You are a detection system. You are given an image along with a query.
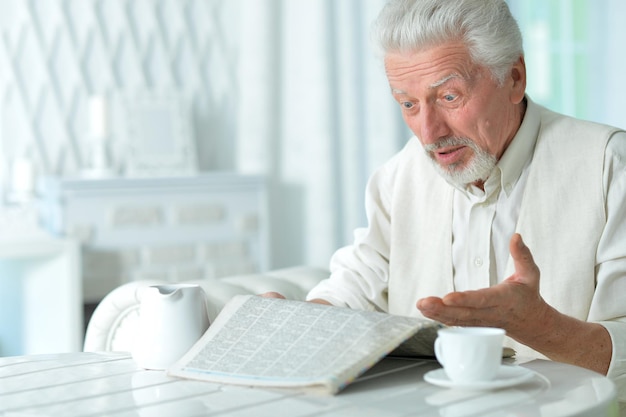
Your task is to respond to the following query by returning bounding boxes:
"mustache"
[423,137,475,153]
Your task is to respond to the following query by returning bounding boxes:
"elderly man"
[270,0,626,396]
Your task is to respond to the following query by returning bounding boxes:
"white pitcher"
[132,284,210,370]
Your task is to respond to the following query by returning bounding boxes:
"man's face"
[385,42,526,187]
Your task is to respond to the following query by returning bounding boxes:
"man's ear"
[509,56,526,104]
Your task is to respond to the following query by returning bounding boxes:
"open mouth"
[434,146,467,164]
[424,137,475,168]
[437,146,464,155]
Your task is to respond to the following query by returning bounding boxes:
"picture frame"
[122,92,197,177]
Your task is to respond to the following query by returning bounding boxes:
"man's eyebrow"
[390,73,463,95]
[391,88,407,95]
[429,73,461,89]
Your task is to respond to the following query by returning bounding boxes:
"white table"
[0,352,618,416]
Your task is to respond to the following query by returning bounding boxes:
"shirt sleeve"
[305,154,400,312]
[588,131,626,396]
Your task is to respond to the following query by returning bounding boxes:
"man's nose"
[414,105,450,145]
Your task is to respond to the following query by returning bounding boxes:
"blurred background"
[0,0,624,356]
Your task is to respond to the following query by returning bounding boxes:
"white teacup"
[132,284,210,370]
[434,327,505,383]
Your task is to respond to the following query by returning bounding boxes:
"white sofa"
[83,266,329,352]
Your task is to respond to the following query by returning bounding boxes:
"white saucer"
[424,365,535,390]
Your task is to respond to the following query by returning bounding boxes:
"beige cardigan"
[387,105,621,358]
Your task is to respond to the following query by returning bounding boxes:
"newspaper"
[168,295,441,394]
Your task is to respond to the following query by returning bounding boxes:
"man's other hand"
[259,292,286,299]
[416,233,549,341]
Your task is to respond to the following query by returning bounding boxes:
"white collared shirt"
[451,99,539,290]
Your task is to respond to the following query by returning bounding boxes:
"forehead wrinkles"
[385,49,474,85]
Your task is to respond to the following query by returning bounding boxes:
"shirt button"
[474,257,483,267]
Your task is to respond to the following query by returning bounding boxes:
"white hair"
[372,0,524,85]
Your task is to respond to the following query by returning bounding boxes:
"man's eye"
[401,102,414,109]
[443,94,457,102]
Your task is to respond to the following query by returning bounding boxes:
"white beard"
[423,137,497,188]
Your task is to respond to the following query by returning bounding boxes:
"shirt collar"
[443,96,541,198]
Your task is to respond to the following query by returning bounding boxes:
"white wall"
[0,0,408,272]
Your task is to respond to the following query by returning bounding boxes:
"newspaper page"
[168,295,437,394]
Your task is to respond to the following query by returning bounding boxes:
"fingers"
[442,288,495,308]
[416,296,443,311]
[417,296,478,317]
[416,296,446,319]
[417,296,490,327]
[308,298,333,305]
[258,293,333,305]
[508,233,540,286]
[417,234,541,328]
[259,292,286,299]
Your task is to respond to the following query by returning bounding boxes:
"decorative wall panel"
[0,0,240,187]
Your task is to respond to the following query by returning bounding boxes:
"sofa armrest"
[83,266,329,352]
